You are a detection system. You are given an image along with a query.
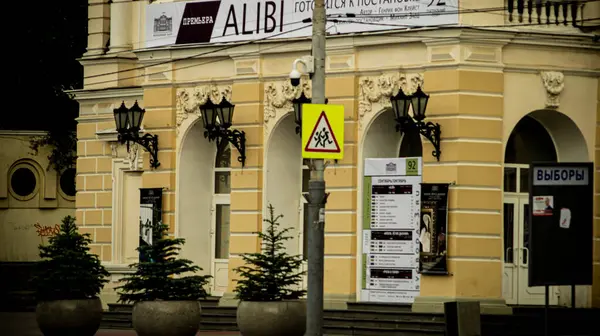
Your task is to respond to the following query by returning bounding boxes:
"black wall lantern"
[390,86,442,161]
[114,101,160,169]
[292,92,328,136]
[199,97,247,167]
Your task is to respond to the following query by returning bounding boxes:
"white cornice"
[70,86,143,101]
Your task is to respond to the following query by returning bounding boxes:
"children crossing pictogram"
[301,103,344,160]
[304,111,341,153]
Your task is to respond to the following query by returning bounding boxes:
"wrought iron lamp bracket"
[118,132,161,169]
[204,126,247,168]
[395,119,442,161]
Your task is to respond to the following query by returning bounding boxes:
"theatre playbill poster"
[361,157,422,304]
[139,188,163,262]
[419,183,449,275]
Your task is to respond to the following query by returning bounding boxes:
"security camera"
[289,69,302,87]
[289,56,315,87]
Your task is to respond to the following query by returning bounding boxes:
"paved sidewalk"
[1,312,240,336]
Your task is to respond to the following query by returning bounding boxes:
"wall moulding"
[263,78,312,135]
[358,72,424,130]
[175,84,233,133]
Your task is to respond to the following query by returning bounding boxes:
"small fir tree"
[34,215,109,301]
[116,218,211,303]
[234,204,306,301]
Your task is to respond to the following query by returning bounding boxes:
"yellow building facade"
[76,0,600,311]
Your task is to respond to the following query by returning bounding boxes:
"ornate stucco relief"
[263,79,312,135]
[540,71,565,108]
[175,84,233,133]
[358,72,424,130]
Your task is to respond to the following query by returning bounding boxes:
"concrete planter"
[35,298,102,336]
[236,300,306,336]
[132,300,202,336]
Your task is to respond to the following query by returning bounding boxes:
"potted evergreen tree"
[233,204,307,336]
[116,218,211,336]
[33,215,109,336]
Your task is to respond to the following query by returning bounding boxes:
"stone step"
[346,302,413,313]
[323,325,444,336]
[325,309,444,322]
[324,316,445,331]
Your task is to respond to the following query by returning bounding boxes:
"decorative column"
[109,0,133,53]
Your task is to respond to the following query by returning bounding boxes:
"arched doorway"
[502,111,589,306]
[265,114,305,280]
[357,107,423,295]
[177,118,224,294]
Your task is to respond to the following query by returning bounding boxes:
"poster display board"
[361,157,422,303]
[145,0,460,48]
[139,188,163,262]
[419,183,449,275]
[528,162,593,287]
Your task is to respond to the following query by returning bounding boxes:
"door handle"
[520,247,529,267]
[505,247,515,264]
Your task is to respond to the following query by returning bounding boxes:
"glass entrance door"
[503,165,558,305]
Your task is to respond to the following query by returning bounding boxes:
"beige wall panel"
[324,258,356,295]
[452,260,503,298]
[231,170,262,189]
[85,175,103,191]
[357,42,426,70]
[420,272,456,297]
[425,70,503,94]
[79,227,95,240]
[423,165,502,187]
[593,264,600,307]
[103,175,113,190]
[143,88,175,108]
[77,158,96,174]
[153,129,176,150]
[101,245,112,262]
[86,141,105,156]
[324,236,356,255]
[143,108,176,128]
[448,237,502,258]
[325,213,356,233]
[103,209,112,226]
[423,142,503,163]
[97,158,113,173]
[142,172,175,190]
[426,118,503,140]
[324,167,356,188]
[427,94,503,118]
[335,144,356,166]
[96,192,112,208]
[232,104,262,125]
[162,193,176,213]
[325,76,356,98]
[77,123,97,140]
[84,210,103,226]
[76,210,85,224]
[449,213,502,235]
[229,236,260,255]
[230,213,262,233]
[231,147,263,168]
[230,192,262,211]
[232,83,263,104]
[76,192,95,208]
[77,142,86,156]
[344,122,357,144]
[95,228,112,243]
[328,98,357,120]
[235,126,262,147]
[227,256,245,292]
[143,150,176,170]
[449,189,502,211]
[326,190,356,211]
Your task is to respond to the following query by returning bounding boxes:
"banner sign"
[361,157,422,303]
[419,183,449,275]
[139,188,163,262]
[528,162,593,287]
[145,0,460,48]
